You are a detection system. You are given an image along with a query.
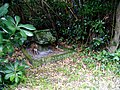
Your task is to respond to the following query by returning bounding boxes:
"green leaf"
[113,56,119,61]
[1,17,16,34]
[6,64,14,71]
[0,25,12,34]
[6,16,15,25]
[0,3,9,17]
[22,30,33,36]
[15,16,20,25]
[18,24,36,30]
[0,70,4,73]
[10,75,15,82]
[17,71,22,75]
[20,30,27,38]
[5,70,13,73]
[8,26,16,34]
[5,73,14,80]
[18,66,25,71]
[14,61,19,70]
[15,76,19,83]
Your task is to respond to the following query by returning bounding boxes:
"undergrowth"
[79,48,120,76]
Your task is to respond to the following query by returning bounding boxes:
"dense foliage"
[7,0,117,50]
[0,3,36,89]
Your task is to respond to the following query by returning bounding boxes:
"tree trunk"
[108,2,120,53]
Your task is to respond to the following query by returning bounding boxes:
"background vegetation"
[6,0,119,50]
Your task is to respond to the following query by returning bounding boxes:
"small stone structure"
[34,29,56,44]
[26,29,57,59]
[24,29,73,62]
[34,29,56,51]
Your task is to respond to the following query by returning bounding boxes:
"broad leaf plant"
[0,3,36,88]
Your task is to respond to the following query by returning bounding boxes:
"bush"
[81,48,120,75]
[0,60,28,89]
[0,3,36,89]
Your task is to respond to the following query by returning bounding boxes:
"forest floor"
[15,48,120,90]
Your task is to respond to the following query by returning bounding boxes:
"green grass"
[16,49,120,90]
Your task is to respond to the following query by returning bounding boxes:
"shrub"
[81,48,120,75]
[0,3,36,89]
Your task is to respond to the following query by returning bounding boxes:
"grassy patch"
[16,49,120,90]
